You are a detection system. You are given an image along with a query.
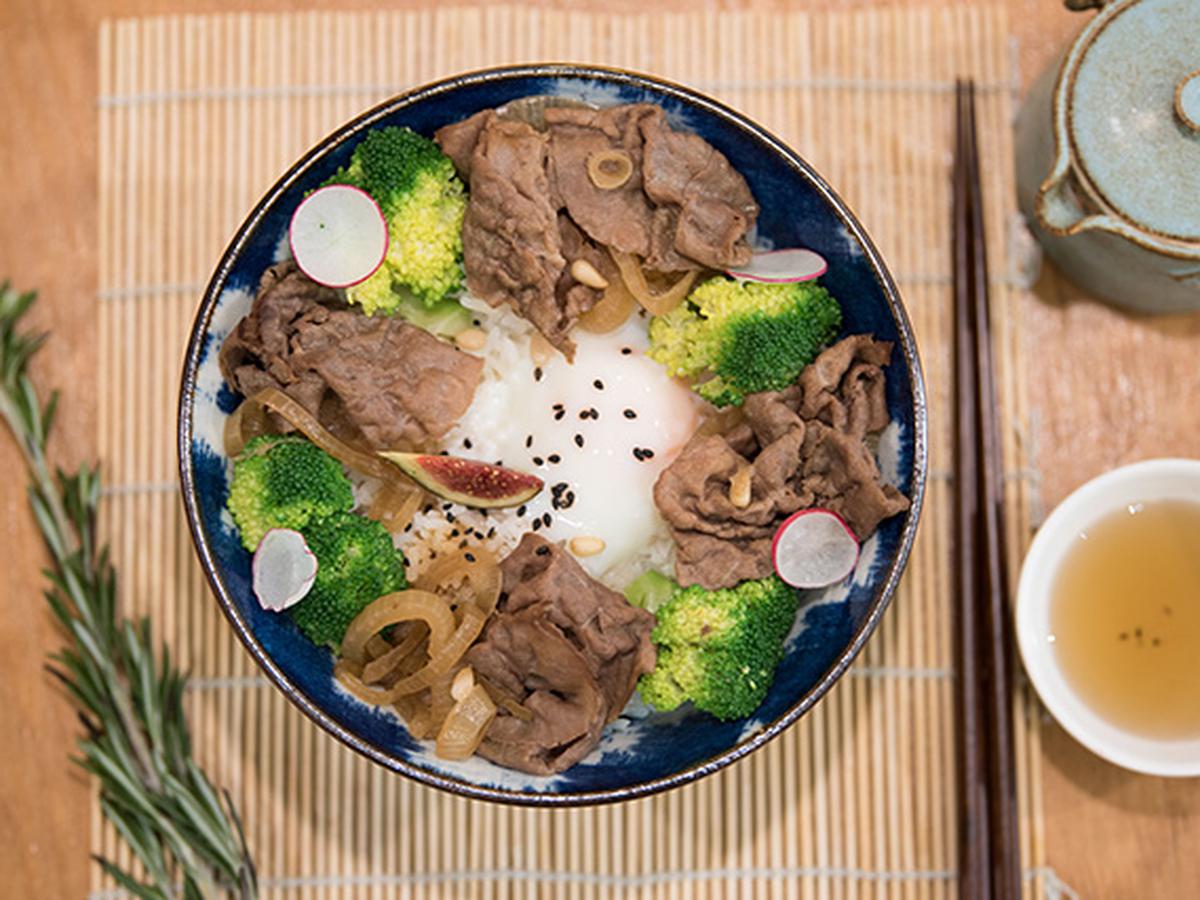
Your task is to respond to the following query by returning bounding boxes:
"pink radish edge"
[288,184,389,289]
[770,507,860,587]
[726,248,829,284]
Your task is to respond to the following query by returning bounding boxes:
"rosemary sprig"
[0,282,257,899]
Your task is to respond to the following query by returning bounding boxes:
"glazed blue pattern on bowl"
[179,65,927,805]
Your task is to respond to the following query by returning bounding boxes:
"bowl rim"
[177,62,929,806]
[1015,457,1200,776]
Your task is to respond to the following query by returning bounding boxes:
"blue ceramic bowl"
[179,64,927,805]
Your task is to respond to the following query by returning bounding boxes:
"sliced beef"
[466,615,608,776]
[553,214,607,329]
[497,533,657,715]
[453,117,583,357]
[543,105,659,258]
[465,533,657,775]
[654,335,910,589]
[220,261,340,419]
[219,261,483,451]
[434,109,493,179]
[434,102,760,350]
[640,111,759,269]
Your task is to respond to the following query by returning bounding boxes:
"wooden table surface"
[2,0,1197,896]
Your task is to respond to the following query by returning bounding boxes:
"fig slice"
[379,451,543,509]
[253,528,318,611]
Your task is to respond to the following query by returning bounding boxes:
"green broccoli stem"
[0,282,257,899]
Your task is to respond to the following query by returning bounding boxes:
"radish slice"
[252,528,319,611]
[771,509,860,589]
[727,248,828,284]
[289,184,388,288]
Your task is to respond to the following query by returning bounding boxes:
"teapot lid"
[1065,0,1200,241]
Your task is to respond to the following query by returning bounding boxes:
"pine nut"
[729,466,753,508]
[570,258,610,290]
[455,328,487,351]
[569,535,607,557]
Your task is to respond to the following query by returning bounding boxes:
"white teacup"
[1016,458,1200,777]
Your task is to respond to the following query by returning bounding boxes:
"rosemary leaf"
[0,281,257,898]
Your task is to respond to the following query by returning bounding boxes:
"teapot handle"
[1064,0,1115,10]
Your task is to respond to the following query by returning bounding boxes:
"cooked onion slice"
[360,625,428,685]
[339,605,487,703]
[224,399,270,457]
[367,480,424,534]
[415,547,502,617]
[586,149,634,190]
[436,683,497,761]
[578,274,636,334]
[610,250,698,317]
[340,590,455,668]
[246,387,411,489]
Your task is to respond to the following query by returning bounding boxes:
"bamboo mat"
[95,6,1050,898]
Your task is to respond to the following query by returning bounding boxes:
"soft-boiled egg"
[449,314,699,578]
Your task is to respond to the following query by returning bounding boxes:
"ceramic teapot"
[1016,0,1200,313]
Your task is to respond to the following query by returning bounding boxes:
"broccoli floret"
[324,126,467,312]
[638,575,800,721]
[226,434,354,551]
[647,277,842,407]
[290,512,408,648]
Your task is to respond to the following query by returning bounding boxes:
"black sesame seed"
[548,454,561,464]
[404,522,414,533]
[472,318,481,327]
[623,409,637,419]
[458,538,469,549]
[442,502,453,511]
[621,347,632,355]
[423,504,434,514]
[590,407,599,419]
[429,550,438,560]
[487,527,497,538]
[494,460,504,467]
[563,491,575,508]
[593,379,604,390]
[642,448,655,459]
[464,552,476,563]
[542,512,552,527]
[554,409,565,421]
[553,403,564,411]
[446,512,456,523]
[574,434,584,448]
[450,529,460,538]
[535,545,551,557]
[525,435,534,448]
[463,437,473,449]
[517,505,527,517]
[533,456,545,466]
[532,518,542,531]
[534,367,544,381]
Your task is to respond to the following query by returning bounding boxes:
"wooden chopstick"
[952,79,1021,900]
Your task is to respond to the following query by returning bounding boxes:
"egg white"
[450,315,698,578]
